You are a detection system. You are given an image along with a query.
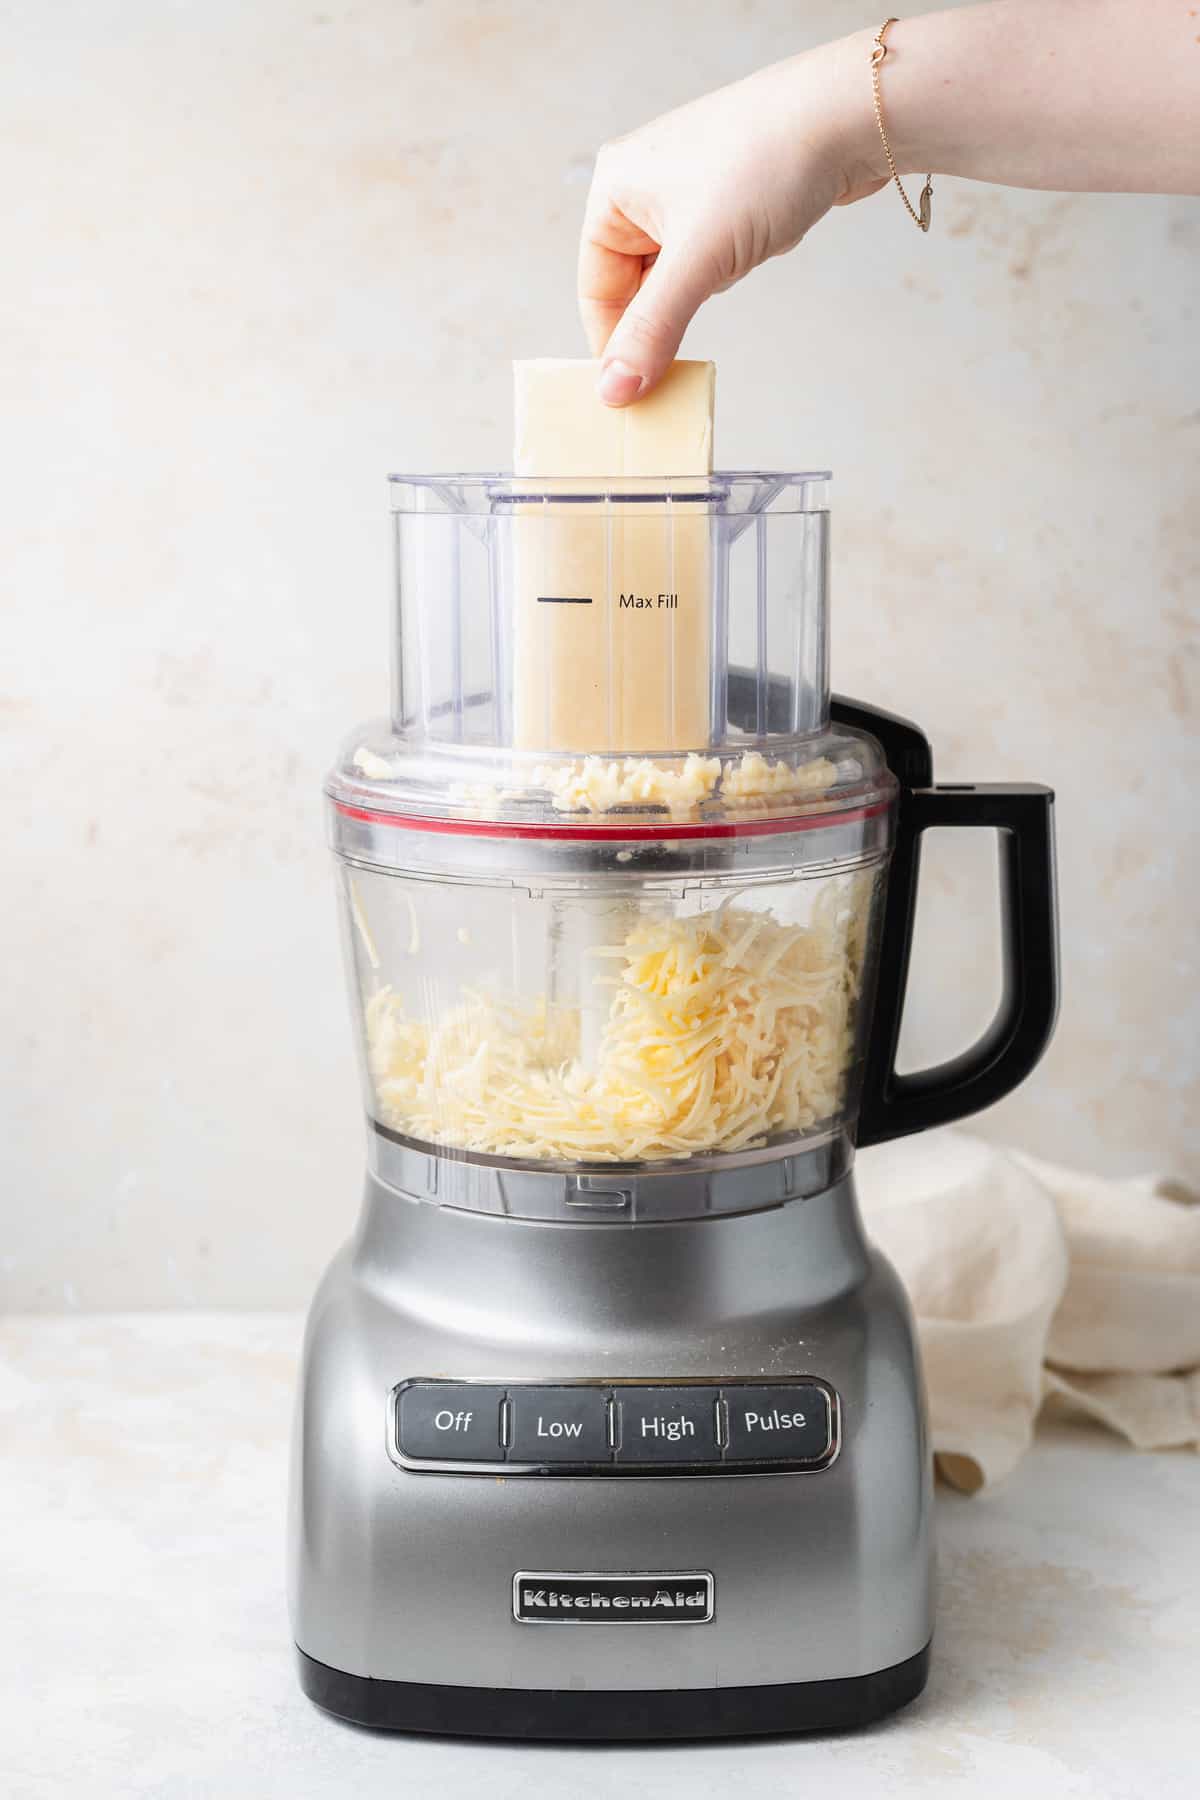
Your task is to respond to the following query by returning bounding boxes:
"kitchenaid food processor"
[289,433,1058,1738]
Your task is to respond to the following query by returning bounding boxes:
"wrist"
[872,15,943,179]
[818,17,950,187]
[799,27,909,196]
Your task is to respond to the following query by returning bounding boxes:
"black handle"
[830,696,1060,1148]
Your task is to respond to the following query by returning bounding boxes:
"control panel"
[389,1378,839,1476]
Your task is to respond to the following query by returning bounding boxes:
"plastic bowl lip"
[329,795,891,843]
[384,470,833,513]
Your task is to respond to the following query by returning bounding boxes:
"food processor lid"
[328,708,895,839]
[327,470,896,844]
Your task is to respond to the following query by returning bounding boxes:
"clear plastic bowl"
[329,473,897,1181]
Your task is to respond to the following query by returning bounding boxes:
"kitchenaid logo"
[513,1572,713,1625]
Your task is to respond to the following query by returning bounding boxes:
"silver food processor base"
[289,1166,934,1740]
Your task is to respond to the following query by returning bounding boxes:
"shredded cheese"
[721,751,836,804]
[533,751,836,817]
[352,746,395,780]
[366,881,872,1162]
[349,879,381,970]
[532,753,722,817]
[403,892,420,956]
[447,780,508,810]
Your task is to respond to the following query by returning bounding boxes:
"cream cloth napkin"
[855,1129,1200,1492]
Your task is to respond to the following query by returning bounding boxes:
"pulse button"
[396,1383,503,1461]
[722,1385,832,1464]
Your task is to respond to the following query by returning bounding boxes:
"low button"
[396,1383,503,1462]
[723,1385,833,1465]
[508,1386,611,1464]
[615,1387,722,1465]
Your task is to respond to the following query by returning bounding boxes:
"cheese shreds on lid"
[531,750,839,817]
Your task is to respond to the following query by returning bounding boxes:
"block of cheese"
[514,358,714,476]
[512,358,714,754]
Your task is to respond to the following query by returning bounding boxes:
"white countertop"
[2,1313,1196,1799]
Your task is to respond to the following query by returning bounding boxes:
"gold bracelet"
[871,18,933,232]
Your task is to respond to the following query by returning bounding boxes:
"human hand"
[578,30,887,404]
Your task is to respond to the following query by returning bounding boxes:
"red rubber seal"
[332,798,891,842]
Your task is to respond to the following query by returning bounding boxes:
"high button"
[615,1388,722,1465]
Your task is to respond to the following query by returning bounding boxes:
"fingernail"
[597,359,646,406]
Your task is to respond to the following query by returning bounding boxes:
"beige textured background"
[2,0,1197,1309]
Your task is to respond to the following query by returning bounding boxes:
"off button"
[396,1384,503,1461]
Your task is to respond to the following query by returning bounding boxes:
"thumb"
[596,243,715,406]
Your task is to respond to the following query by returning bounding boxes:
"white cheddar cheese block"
[512,358,714,754]
[514,358,714,477]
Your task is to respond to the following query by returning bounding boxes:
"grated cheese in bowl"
[365,880,873,1163]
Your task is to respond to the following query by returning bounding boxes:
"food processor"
[288,458,1058,1739]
